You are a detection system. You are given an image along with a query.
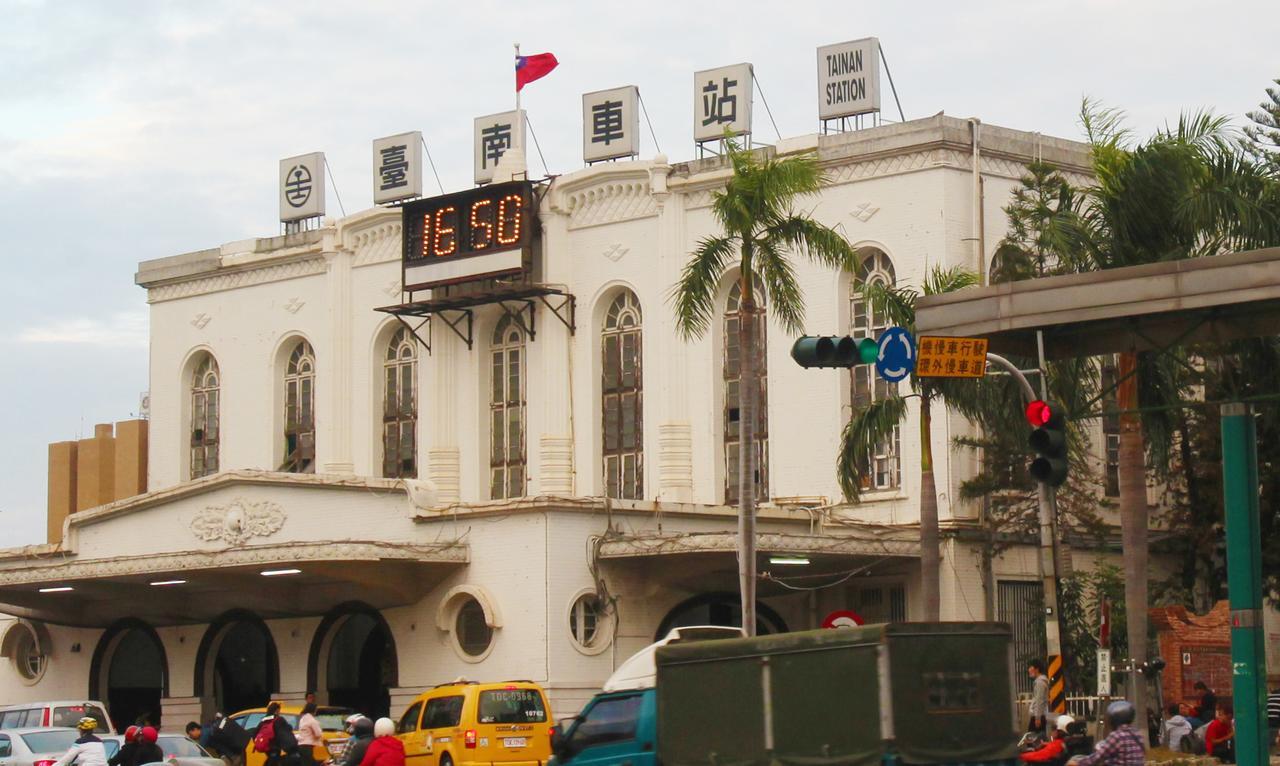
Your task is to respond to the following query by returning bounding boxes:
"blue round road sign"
[875,326,916,383]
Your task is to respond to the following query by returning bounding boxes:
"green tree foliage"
[1058,564,1127,695]
[1242,78,1280,175]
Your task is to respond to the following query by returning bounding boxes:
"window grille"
[602,290,643,499]
[850,251,900,490]
[490,315,526,499]
[281,340,316,473]
[190,354,220,479]
[383,327,418,478]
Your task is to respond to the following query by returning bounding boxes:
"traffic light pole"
[987,353,1065,720]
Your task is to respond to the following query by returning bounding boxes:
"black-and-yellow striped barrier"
[1048,653,1066,714]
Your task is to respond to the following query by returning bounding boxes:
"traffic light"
[1026,400,1068,486]
[790,335,879,368]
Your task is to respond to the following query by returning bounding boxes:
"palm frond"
[858,279,917,331]
[767,215,859,273]
[922,264,979,297]
[838,396,909,502]
[752,239,805,334]
[669,235,738,339]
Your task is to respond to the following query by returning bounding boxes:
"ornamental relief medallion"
[190,498,286,545]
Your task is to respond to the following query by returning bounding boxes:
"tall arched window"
[850,250,900,490]
[281,340,316,473]
[724,281,768,505]
[383,327,418,479]
[189,354,220,479]
[602,290,643,499]
[489,315,526,499]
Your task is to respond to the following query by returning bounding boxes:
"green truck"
[654,622,1020,766]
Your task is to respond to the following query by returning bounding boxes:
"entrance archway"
[89,620,168,730]
[655,592,788,641]
[308,603,397,719]
[194,610,279,718]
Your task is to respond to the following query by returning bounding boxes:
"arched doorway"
[89,620,168,729]
[308,603,397,719]
[194,611,279,718]
[655,592,788,641]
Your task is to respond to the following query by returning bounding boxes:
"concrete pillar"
[536,211,574,496]
[652,159,694,501]
[322,247,355,474]
[47,441,78,544]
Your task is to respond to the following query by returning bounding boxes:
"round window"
[569,594,602,647]
[455,598,493,657]
[11,624,46,681]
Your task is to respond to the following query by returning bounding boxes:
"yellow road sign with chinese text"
[916,336,988,378]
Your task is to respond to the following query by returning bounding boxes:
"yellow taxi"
[396,681,553,766]
[228,705,355,766]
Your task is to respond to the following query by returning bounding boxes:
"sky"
[1,0,1277,546]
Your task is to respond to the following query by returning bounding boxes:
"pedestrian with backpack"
[254,702,299,766]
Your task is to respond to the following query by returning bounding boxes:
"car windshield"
[21,730,80,754]
[159,737,207,757]
[52,706,110,733]
[478,689,547,724]
[315,713,350,732]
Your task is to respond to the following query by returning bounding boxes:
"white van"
[0,702,114,734]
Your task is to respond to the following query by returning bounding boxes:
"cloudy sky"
[1,0,1276,545]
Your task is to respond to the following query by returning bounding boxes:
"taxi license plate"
[327,743,346,756]
[502,737,527,748]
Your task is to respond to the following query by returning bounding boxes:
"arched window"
[190,354,220,479]
[724,281,768,505]
[281,340,316,473]
[489,315,526,499]
[602,290,643,499]
[383,327,418,479]
[850,250,900,490]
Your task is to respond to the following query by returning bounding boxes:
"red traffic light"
[1025,400,1053,427]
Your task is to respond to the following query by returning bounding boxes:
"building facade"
[0,115,1134,728]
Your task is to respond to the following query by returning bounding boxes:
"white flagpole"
[514,42,523,154]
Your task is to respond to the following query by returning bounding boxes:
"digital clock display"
[401,180,536,290]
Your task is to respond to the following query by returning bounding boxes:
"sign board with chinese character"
[817,37,880,120]
[474,110,526,185]
[693,63,753,143]
[279,152,326,222]
[916,335,990,378]
[372,131,423,205]
[583,86,640,163]
[401,180,536,291]
[1096,648,1112,696]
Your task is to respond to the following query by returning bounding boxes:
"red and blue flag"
[516,52,558,91]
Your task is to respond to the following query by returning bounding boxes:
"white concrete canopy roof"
[915,247,1280,359]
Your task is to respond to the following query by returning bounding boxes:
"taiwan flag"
[516,52,559,91]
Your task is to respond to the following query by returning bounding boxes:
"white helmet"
[1056,714,1074,731]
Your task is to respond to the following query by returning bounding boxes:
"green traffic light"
[858,338,878,365]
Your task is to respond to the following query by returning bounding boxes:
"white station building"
[0,104,1132,729]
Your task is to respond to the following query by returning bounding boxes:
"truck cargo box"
[655,622,1018,766]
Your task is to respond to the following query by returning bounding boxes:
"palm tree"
[837,265,980,621]
[671,139,858,636]
[1062,101,1280,716]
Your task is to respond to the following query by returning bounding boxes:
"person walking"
[1068,701,1145,765]
[358,719,404,766]
[336,717,373,766]
[53,718,108,766]
[296,703,324,766]
[254,702,299,766]
[1027,659,1050,736]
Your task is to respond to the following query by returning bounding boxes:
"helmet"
[344,713,362,733]
[1056,714,1074,732]
[1106,700,1136,728]
[141,726,159,744]
[76,717,98,732]
[124,726,139,741]
[353,717,374,737]
[373,718,395,738]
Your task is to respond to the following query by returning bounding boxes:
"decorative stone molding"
[427,448,461,504]
[190,498,286,545]
[147,256,328,304]
[191,313,211,329]
[383,279,402,298]
[564,181,658,230]
[602,244,630,262]
[658,423,693,501]
[538,436,574,495]
[283,297,305,314]
[350,221,402,267]
[849,202,880,223]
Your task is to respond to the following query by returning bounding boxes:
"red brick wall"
[1150,601,1232,708]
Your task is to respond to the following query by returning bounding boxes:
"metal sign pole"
[1220,402,1268,765]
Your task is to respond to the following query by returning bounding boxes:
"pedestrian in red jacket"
[359,719,405,766]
